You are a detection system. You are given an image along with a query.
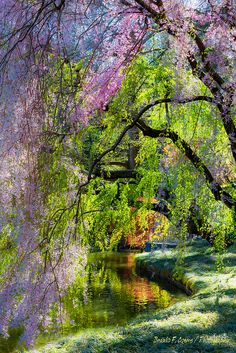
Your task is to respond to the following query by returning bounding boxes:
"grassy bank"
[26,240,236,353]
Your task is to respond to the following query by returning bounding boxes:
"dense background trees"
[0,0,235,346]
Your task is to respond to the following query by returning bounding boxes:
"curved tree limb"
[136,119,236,210]
[133,0,236,163]
[74,94,234,231]
[77,95,214,191]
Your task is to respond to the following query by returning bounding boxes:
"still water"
[59,252,181,333]
[1,252,183,352]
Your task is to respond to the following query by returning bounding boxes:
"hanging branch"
[132,0,236,163]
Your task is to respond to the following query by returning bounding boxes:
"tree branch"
[76,95,214,196]
[136,119,236,210]
[94,169,137,179]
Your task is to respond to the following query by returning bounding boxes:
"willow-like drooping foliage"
[0,0,235,346]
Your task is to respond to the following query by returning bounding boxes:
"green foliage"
[0,224,16,283]
[37,50,236,253]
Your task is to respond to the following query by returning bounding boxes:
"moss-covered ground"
[26,240,236,353]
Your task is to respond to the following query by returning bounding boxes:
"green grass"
[24,240,236,352]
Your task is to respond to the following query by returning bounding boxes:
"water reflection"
[61,252,175,332]
[0,252,182,352]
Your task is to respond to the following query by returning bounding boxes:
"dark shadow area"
[0,328,23,353]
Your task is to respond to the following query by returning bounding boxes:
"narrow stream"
[1,252,184,352]
[57,252,184,333]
